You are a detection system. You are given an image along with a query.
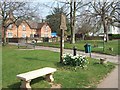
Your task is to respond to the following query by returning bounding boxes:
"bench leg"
[20,80,31,90]
[45,73,54,82]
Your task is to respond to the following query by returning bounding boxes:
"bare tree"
[76,13,95,40]
[43,0,90,44]
[77,9,102,37]
[0,1,40,45]
[69,0,76,44]
[77,22,94,40]
[89,0,120,42]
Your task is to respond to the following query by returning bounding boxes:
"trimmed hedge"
[85,36,103,40]
[112,34,120,39]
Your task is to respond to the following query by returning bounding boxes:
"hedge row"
[112,34,120,39]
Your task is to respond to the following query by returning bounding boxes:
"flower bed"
[62,53,89,68]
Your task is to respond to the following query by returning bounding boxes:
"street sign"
[60,13,67,30]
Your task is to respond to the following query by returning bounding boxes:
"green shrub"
[62,53,89,68]
[112,34,120,39]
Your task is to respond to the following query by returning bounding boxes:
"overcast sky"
[7,0,118,19]
[33,0,68,19]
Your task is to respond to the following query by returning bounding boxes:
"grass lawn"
[36,40,119,55]
[2,45,116,89]
[0,45,2,89]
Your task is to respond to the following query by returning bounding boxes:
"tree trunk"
[102,17,108,42]
[106,24,109,42]
[82,34,85,40]
[70,0,76,44]
[72,0,76,44]
[3,27,7,45]
[70,0,73,44]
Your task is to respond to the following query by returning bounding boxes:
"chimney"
[9,11,14,19]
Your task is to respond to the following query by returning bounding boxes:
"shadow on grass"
[31,77,45,85]
[7,77,45,89]
[23,57,40,61]
[54,62,64,68]
[54,62,77,71]
[93,62,100,65]
[7,82,21,89]
[23,57,56,63]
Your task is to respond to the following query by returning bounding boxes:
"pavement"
[9,43,119,88]
[35,46,119,64]
[97,66,119,88]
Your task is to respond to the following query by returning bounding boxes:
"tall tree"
[89,0,120,42]
[46,14,61,35]
[46,5,70,36]
[76,9,102,37]
[44,0,89,43]
[70,0,76,44]
[77,22,94,40]
[69,0,90,43]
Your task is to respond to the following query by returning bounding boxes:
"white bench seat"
[16,67,56,89]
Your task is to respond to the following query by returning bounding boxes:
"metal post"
[33,43,35,49]
[89,45,91,57]
[73,46,77,56]
[18,43,19,48]
[90,52,91,57]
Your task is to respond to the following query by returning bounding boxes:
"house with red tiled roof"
[37,23,51,38]
[5,20,51,38]
[27,21,51,38]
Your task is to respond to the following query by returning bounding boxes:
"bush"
[85,36,103,40]
[62,53,89,68]
[112,34,120,39]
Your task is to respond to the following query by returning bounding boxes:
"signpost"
[60,13,67,63]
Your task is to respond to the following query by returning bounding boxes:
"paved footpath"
[9,43,119,88]
[35,46,119,64]
[97,66,119,88]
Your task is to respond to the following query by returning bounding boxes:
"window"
[30,34,34,38]
[8,32,13,38]
[22,24,26,31]
[45,26,49,31]
[22,33,26,38]
[8,24,13,30]
[16,26,18,30]
[44,34,48,37]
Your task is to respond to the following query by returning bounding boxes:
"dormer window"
[45,26,49,31]
[8,24,13,30]
[22,24,26,31]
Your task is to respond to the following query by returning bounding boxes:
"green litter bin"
[84,44,91,53]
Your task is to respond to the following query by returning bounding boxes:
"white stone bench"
[16,67,57,89]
